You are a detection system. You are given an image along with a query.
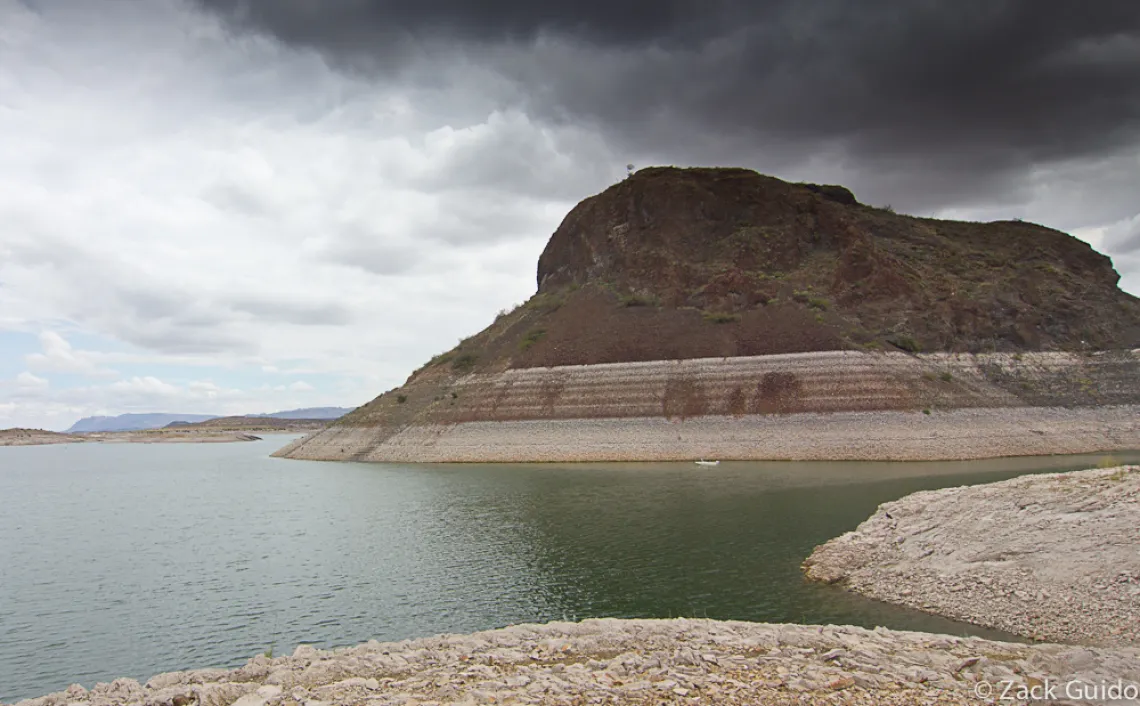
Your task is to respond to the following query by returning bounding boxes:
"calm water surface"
[2,437,1138,702]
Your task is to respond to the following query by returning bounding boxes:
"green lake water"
[1,437,1136,702]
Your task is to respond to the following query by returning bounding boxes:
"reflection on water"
[1,439,1136,702]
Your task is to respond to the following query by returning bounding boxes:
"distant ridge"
[67,407,355,433]
[66,413,217,433]
[253,407,355,420]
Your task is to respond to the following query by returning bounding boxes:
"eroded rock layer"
[11,618,1140,706]
[276,351,1140,462]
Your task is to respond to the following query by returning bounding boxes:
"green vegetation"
[618,291,660,307]
[808,297,830,311]
[887,334,922,353]
[426,350,456,368]
[1097,455,1122,469]
[703,311,741,324]
[922,408,931,415]
[526,289,569,313]
[451,352,478,373]
[940,371,954,382]
[495,302,523,320]
[519,328,547,351]
[396,394,407,404]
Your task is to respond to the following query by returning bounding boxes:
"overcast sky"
[1,0,1138,430]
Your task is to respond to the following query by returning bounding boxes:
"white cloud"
[107,376,182,397]
[25,331,117,376]
[0,372,362,431]
[0,0,603,394]
[15,371,49,391]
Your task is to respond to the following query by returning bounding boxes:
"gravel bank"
[0,429,84,446]
[10,618,1140,706]
[0,430,263,446]
[804,466,1140,647]
[277,404,1140,462]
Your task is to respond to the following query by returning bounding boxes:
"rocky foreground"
[804,466,1140,647]
[11,618,1140,706]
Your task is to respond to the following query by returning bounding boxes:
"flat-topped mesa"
[532,167,1135,358]
[277,167,1140,463]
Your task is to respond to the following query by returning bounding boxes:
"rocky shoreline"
[804,465,1140,647]
[276,403,1140,463]
[280,349,1140,463]
[0,429,264,446]
[10,618,1140,706]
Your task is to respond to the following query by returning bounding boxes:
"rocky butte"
[277,167,1140,463]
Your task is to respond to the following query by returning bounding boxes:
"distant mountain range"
[250,407,354,420]
[66,407,354,433]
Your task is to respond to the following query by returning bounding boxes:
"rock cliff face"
[278,167,1140,463]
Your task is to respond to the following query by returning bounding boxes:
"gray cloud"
[1104,216,1140,256]
[195,0,756,53]
[229,297,356,326]
[4,0,1139,429]
[192,1,1140,212]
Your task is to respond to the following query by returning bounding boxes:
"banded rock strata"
[276,350,1140,462]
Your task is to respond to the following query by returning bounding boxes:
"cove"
[2,437,1137,703]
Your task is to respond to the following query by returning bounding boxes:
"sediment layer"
[10,618,1140,706]
[276,404,1140,463]
[275,350,1140,462]
[804,466,1140,646]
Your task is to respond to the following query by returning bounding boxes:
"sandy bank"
[10,618,1140,706]
[804,466,1140,647]
[0,429,263,446]
[276,404,1140,462]
[0,429,84,446]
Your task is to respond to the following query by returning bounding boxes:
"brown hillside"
[281,167,1140,461]
[411,167,1138,382]
[167,416,330,431]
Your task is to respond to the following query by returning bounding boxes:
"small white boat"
[695,460,720,466]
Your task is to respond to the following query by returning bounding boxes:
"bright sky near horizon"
[1,0,1138,430]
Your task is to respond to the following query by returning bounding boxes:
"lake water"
[2,438,1137,703]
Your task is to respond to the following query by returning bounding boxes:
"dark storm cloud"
[194,0,757,52]
[194,0,1140,204]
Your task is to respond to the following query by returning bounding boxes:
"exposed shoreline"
[10,618,1140,706]
[276,404,1140,463]
[0,429,265,446]
[804,465,1140,647]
